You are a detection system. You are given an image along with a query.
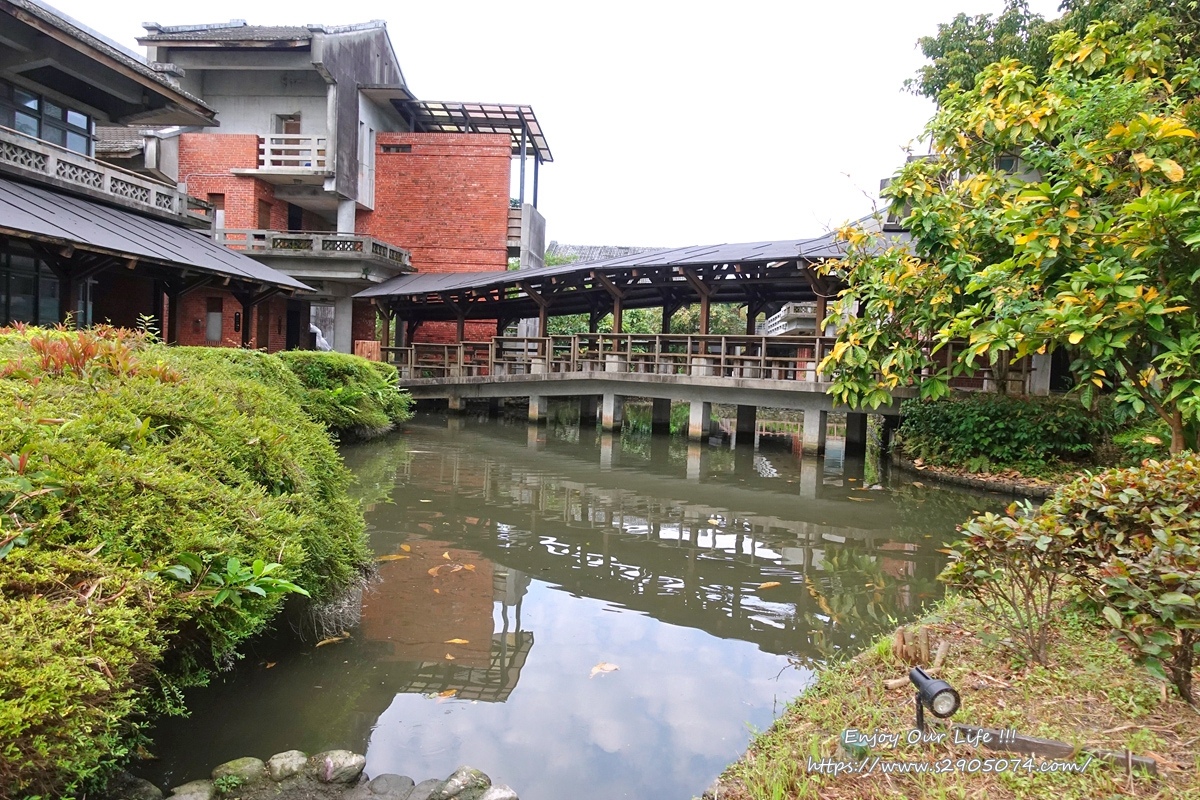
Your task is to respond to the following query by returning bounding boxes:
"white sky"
[49,0,1063,247]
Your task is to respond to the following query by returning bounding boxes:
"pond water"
[137,408,1006,799]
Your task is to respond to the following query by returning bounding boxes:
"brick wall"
[351,300,377,345]
[364,132,511,344]
[172,289,288,352]
[362,132,511,273]
[178,133,288,231]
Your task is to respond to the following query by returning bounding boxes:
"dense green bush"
[1047,455,1200,704]
[275,351,413,440]
[942,454,1200,702]
[896,393,1105,472]
[0,326,371,797]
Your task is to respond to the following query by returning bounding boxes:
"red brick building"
[109,19,551,353]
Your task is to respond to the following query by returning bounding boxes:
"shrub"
[1047,455,1200,704]
[0,327,371,796]
[941,455,1200,702]
[275,351,413,440]
[896,393,1105,472]
[940,501,1074,665]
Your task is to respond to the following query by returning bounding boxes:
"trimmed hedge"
[275,351,413,440]
[0,327,371,797]
[896,393,1105,472]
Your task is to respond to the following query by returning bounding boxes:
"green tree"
[908,0,1053,100]
[821,16,1200,453]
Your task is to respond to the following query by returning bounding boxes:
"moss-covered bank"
[0,327,387,798]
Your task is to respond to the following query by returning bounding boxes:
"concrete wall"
[197,70,328,137]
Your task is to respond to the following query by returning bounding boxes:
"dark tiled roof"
[0,177,312,292]
[95,127,146,156]
[545,243,668,263]
[11,0,214,113]
[140,22,314,42]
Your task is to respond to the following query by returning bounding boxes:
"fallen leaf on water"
[400,544,412,552]
[316,633,349,648]
[707,518,721,525]
[437,689,457,698]
[445,653,456,660]
[590,662,619,678]
[445,638,469,644]
[847,496,872,502]
[847,478,857,482]
[419,499,432,503]
[911,481,925,489]
[449,565,463,573]
[443,552,451,560]
[265,662,276,669]
[427,566,443,576]
[758,581,782,590]
[462,564,476,572]
[377,554,409,562]
[433,588,441,594]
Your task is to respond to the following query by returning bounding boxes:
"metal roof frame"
[396,100,552,163]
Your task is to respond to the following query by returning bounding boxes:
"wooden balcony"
[214,229,413,282]
[0,125,208,226]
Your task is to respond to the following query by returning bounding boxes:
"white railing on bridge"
[382,334,1033,393]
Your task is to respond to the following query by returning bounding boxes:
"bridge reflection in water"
[138,412,1003,799]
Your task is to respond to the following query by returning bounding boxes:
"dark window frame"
[0,79,94,156]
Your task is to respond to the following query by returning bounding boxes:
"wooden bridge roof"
[356,216,905,325]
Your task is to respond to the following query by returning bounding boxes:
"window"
[205,297,223,343]
[381,144,412,154]
[274,113,301,135]
[0,79,93,156]
[0,253,60,325]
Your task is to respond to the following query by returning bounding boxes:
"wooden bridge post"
[803,410,828,456]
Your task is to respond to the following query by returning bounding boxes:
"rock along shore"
[107,751,518,800]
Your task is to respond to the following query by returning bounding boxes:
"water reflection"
[138,410,1006,800]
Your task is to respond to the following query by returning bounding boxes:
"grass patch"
[716,595,1199,799]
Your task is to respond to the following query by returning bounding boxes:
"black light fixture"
[909,666,960,731]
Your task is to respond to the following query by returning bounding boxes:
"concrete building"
[0,0,308,334]
[120,19,551,352]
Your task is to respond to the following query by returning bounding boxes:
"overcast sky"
[50,0,1063,247]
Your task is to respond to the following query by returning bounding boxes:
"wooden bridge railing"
[380,335,1033,393]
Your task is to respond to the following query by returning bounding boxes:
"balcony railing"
[214,229,412,270]
[0,125,204,224]
[258,134,329,171]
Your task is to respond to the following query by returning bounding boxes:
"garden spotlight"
[909,666,960,731]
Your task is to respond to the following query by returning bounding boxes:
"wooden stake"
[932,640,950,671]
[919,626,930,665]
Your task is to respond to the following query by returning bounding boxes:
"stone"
[407,779,446,800]
[428,767,491,800]
[369,774,416,797]
[211,757,267,785]
[478,787,519,800]
[266,750,309,782]
[106,771,164,800]
[167,779,214,800]
[309,749,367,784]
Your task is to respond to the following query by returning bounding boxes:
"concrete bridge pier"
[735,405,757,442]
[487,398,500,419]
[580,395,599,426]
[686,443,707,481]
[803,410,827,456]
[799,456,821,500]
[527,424,546,450]
[448,396,466,414]
[601,393,624,432]
[845,413,869,458]
[688,401,712,441]
[600,432,618,470]
[652,398,672,435]
[528,395,547,425]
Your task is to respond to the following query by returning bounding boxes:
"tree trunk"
[1168,410,1186,455]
